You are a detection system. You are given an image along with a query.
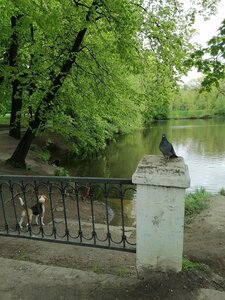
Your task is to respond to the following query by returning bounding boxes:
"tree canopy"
[187,18,225,91]
[0,0,221,166]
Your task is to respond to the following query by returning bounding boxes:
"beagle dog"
[18,195,47,228]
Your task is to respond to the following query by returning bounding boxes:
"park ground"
[0,131,225,299]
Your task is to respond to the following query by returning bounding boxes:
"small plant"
[30,144,38,151]
[182,258,209,272]
[17,254,28,261]
[117,267,129,278]
[37,147,51,162]
[54,167,70,177]
[185,187,210,223]
[93,263,102,275]
[219,187,225,196]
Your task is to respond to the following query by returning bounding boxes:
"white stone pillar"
[132,155,190,274]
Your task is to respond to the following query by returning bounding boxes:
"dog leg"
[19,211,26,229]
[19,216,24,229]
[26,211,33,228]
[35,215,39,225]
[35,215,45,226]
[40,216,45,226]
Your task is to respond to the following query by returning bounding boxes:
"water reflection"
[108,197,136,227]
[65,118,225,193]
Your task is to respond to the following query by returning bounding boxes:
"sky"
[181,0,225,84]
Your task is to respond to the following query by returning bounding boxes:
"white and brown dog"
[18,195,47,228]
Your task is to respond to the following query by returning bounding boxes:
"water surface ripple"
[66,119,225,194]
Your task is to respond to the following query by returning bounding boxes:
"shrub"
[219,187,225,196]
[37,148,51,162]
[54,167,69,177]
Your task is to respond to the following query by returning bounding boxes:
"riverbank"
[0,194,225,299]
[168,109,213,119]
[0,130,225,299]
[0,127,66,176]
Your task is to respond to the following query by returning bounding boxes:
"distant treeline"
[170,80,225,119]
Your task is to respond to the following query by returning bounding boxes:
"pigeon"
[159,133,178,160]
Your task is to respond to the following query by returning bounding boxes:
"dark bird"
[159,133,178,160]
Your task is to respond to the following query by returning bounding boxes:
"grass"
[182,258,209,272]
[185,187,211,223]
[0,115,10,125]
[169,110,211,119]
[93,263,103,275]
[54,167,70,177]
[16,254,29,261]
[117,267,129,278]
[37,148,51,162]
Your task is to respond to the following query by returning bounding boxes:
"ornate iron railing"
[0,175,136,252]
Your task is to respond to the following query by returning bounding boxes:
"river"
[64,118,225,194]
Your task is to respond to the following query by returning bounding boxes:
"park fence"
[0,175,136,252]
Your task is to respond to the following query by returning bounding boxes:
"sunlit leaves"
[189,18,225,91]
[0,0,222,156]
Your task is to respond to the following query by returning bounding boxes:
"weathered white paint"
[132,155,190,274]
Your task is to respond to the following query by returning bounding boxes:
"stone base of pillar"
[132,155,190,274]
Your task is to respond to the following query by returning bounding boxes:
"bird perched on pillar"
[159,133,178,160]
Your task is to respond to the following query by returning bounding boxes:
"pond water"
[64,118,225,194]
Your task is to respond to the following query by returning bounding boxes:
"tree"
[0,0,220,167]
[187,19,225,91]
[8,15,23,139]
[7,0,99,167]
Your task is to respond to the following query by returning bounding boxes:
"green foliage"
[16,254,28,261]
[117,267,129,278]
[54,167,69,177]
[37,147,51,162]
[169,110,209,119]
[92,263,102,275]
[219,187,225,196]
[0,114,10,124]
[182,258,209,272]
[171,81,225,118]
[30,144,38,151]
[0,0,221,159]
[185,188,210,223]
[187,19,225,91]
[142,57,174,123]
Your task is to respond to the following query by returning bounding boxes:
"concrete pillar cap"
[132,155,190,188]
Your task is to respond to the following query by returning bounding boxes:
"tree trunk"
[9,79,22,139]
[6,128,33,168]
[9,15,22,139]
[7,1,99,167]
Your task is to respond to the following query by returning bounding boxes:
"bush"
[37,148,51,162]
[54,167,69,177]
[219,187,225,196]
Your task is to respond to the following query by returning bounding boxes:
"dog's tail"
[19,197,25,207]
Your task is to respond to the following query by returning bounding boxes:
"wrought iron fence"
[0,175,136,252]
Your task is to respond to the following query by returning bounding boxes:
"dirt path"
[0,195,225,300]
[0,130,225,299]
[184,195,225,277]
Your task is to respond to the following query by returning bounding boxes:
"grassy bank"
[185,188,211,224]
[169,110,212,119]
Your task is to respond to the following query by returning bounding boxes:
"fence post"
[132,155,190,275]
